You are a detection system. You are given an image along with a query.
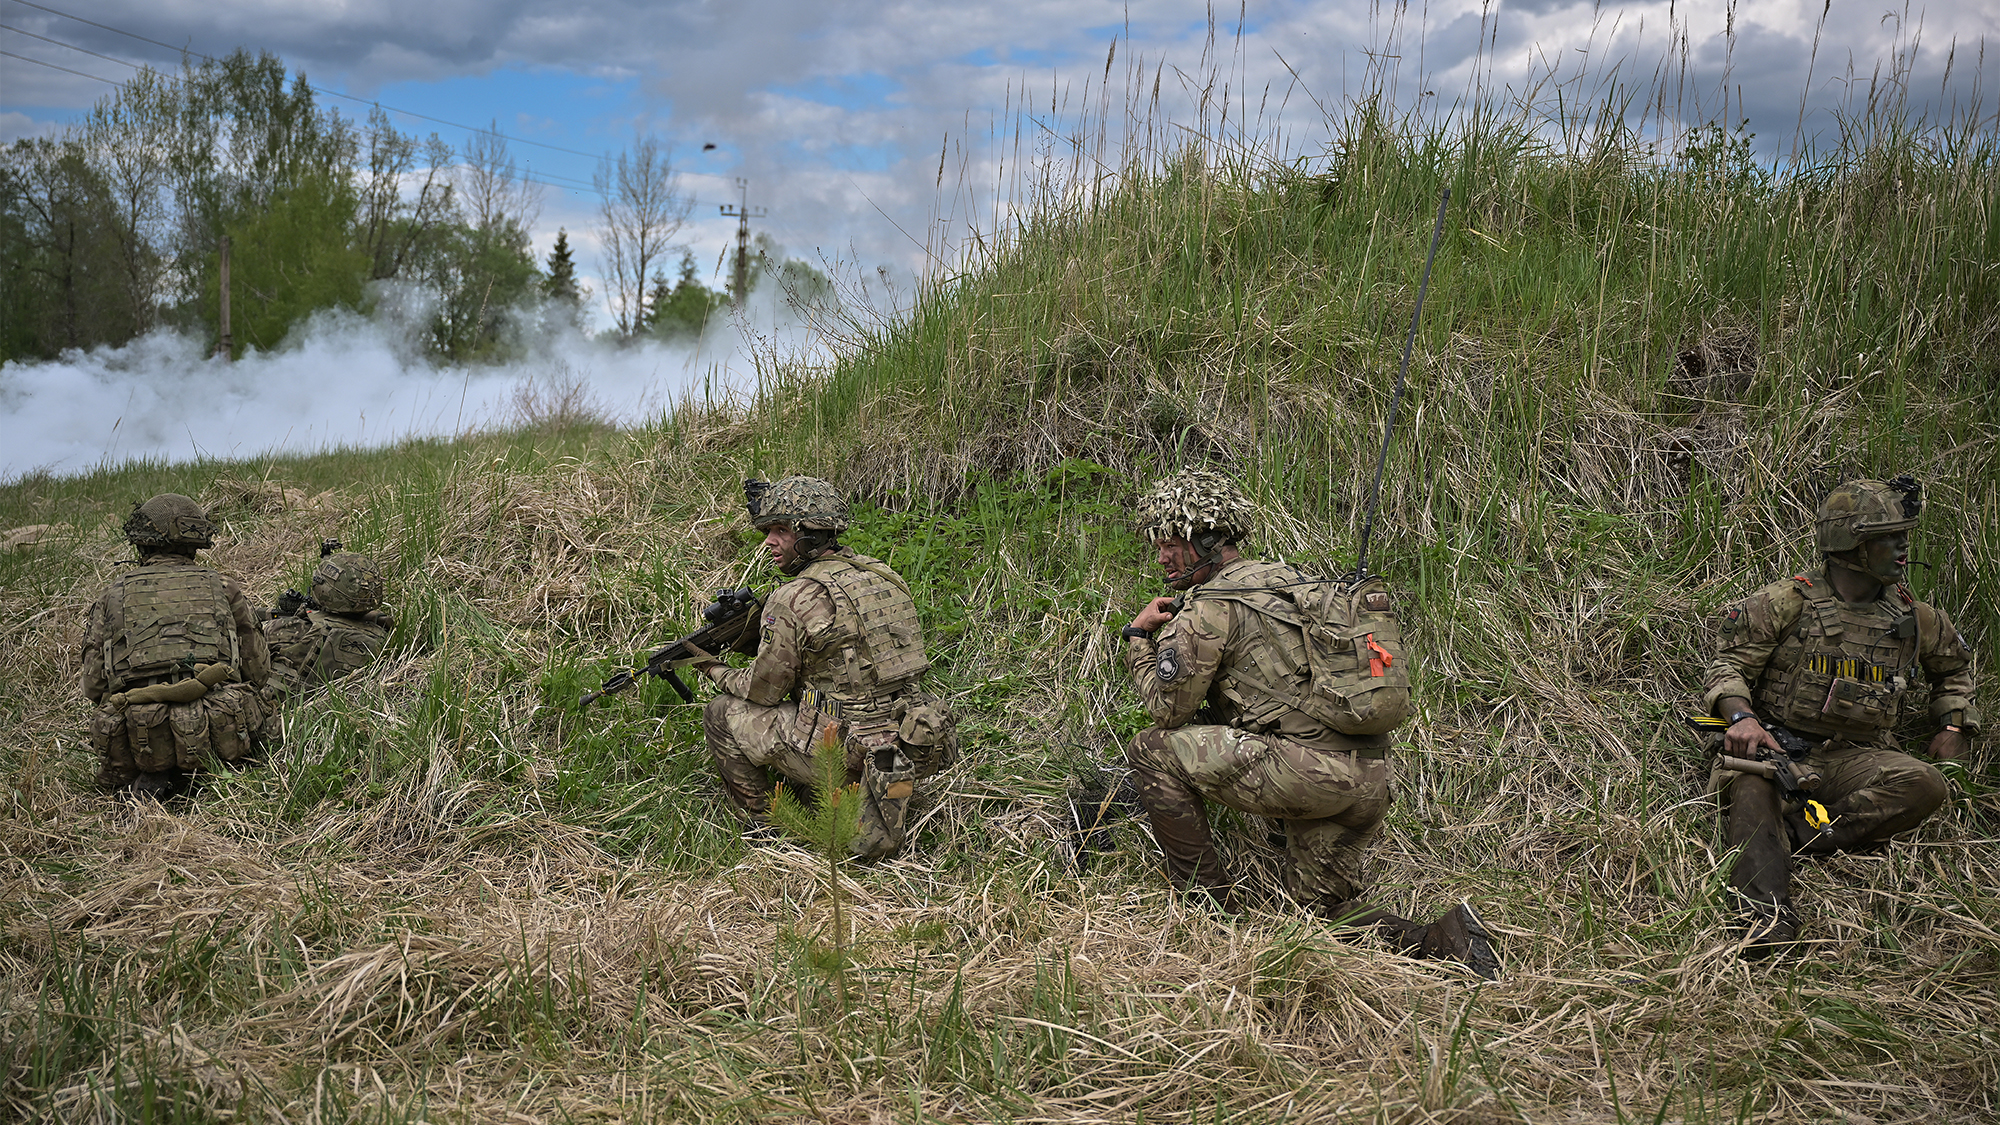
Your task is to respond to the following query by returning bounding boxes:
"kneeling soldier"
[81,494,270,799]
[695,476,952,859]
[1120,469,1498,977]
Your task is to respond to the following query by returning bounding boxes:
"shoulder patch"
[1157,646,1183,683]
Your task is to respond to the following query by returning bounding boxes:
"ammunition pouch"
[892,694,957,776]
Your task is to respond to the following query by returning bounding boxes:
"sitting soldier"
[1704,477,1978,957]
[81,494,270,799]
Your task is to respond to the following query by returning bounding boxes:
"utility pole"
[718,178,766,306]
[215,235,233,361]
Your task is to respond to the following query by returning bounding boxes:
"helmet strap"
[783,531,839,575]
[1166,530,1230,586]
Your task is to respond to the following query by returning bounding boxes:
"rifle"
[272,540,342,618]
[1684,714,1833,834]
[581,587,763,707]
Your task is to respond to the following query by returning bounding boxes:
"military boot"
[1415,903,1502,980]
[126,771,179,801]
[1733,899,1799,960]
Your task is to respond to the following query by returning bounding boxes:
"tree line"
[0,49,831,365]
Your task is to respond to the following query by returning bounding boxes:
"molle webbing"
[104,565,238,690]
[801,553,929,704]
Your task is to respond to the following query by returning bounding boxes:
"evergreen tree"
[544,228,580,304]
[646,250,725,340]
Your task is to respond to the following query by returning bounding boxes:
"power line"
[3,19,141,71]
[0,45,118,85]
[5,0,738,188]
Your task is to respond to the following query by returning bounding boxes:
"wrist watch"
[1727,710,1756,725]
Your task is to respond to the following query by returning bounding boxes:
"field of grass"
[3,41,1997,1125]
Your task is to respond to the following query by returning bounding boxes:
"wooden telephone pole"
[718,178,767,306]
[215,235,233,360]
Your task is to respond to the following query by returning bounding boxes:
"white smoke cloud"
[0,282,840,483]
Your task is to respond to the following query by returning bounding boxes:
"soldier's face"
[763,523,804,569]
[1857,531,1910,584]
[1155,536,1208,589]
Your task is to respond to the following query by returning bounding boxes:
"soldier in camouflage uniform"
[80,494,270,799]
[694,476,952,859]
[1704,477,1979,956]
[1121,469,1498,977]
[261,551,393,700]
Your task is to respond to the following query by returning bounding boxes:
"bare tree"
[594,134,691,337]
[357,108,455,280]
[462,122,542,235]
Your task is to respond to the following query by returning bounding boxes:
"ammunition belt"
[1799,654,1901,683]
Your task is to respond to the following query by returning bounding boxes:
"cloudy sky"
[5,0,1993,323]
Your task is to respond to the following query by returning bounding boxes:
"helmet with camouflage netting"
[310,552,387,614]
[749,476,850,533]
[1815,476,1921,554]
[123,494,216,551]
[1135,468,1257,546]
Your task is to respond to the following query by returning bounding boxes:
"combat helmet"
[1815,476,1921,554]
[310,552,386,614]
[123,494,215,551]
[747,476,850,533]
[1135,468,1257,546]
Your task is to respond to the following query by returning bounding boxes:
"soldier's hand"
[1724,715,1782,758]
[1131,596,1179,633]
[1927,727,1969,761]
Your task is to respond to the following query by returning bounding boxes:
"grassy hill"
[2,72,1996,1124]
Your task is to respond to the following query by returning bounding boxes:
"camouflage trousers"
[1711,742,1948,907]
[703,693,921,860]
[1126,724,1392,908]
[90,682,266,788]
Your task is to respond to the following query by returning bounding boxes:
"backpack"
[1196,562,1415,737]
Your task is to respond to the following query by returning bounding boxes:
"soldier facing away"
[1119,469,1499,977]
[1704,477,1979,956]
[694,476,954,859]
[81,494,270,799]
[262,549,394,702]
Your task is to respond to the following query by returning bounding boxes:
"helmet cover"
[1135,468,1257,545]
[310,552,386,613]
[123,494,216,550]
[1815,476,1921,554]
[749,476,850,533]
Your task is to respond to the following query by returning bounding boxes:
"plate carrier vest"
[1758,574,1934,739]
[100,562,240,692]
